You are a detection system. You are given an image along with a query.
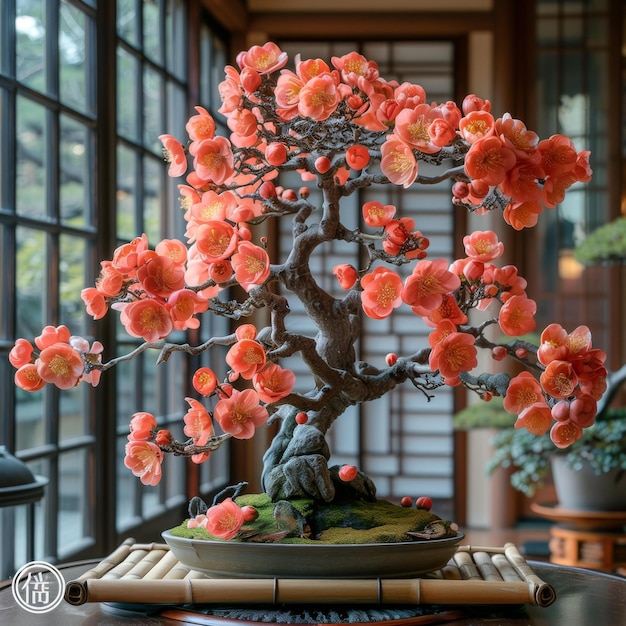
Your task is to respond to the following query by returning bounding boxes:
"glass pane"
[166,82,186,146]
[164,353,183,416]
[117,144,138,239]
[60,384,89,440]
[15,226,46,338]
[166,0,186,80]
[0,89,5,210]
[143,156,161,243]
[142,482,160,514]
[15,386,45,451]
[143,0,161,64]
[117,435,138,529]
[0,226,6,336]
[144,66,163,150]
[199,25,213,106]
[16,97,47,219]
[26,458,48,562]
[116,348,137,428]
[60,233,88,333]
[117,0,138,45]
[162,450,185,500]
[117,47,139,141]
[537,17,559,46]
[59,448,93,553]
[587,17,608,46]
[60,115,92,226]
[59,2,88,112]
[211,38,226,114]
[16,0,46,91]
[562,0,585,15]
[141,354,158,415]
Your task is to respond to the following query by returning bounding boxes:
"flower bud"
[315,156,331,174]
[492,346,507,361]
[259,181,277,199]
[385,353,398,366]
[265,142,288,166]
[281,188,298,202]
[338,465,358,482]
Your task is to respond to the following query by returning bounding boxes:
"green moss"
[169,496,453,545]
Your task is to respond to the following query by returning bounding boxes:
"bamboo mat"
[64,538,556,608]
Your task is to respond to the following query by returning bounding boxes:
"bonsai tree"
[10,43,600,527]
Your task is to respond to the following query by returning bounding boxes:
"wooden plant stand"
[531,503,626,572]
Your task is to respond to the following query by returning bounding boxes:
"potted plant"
[574,216,626,266]
[8,42,599,575]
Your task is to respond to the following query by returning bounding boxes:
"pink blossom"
[193,137,234,184]
[193,367,218,397]
[213,388,268,439]
[36,342,84,389]
[402,259,461,313]
[35,325,71,350]
[252,363,296,404]
[463,231,504,262]
[81,288,108,320]
[9,338,34,368]
[14,364,45,392]
[121,299,173,342]
[128,412,157,441]
[158,134,187,177]
[332,264,358,290]
[205,498,245,540]
[514,402,553,436]
[362,201,396,228]
[380,136,418,188]
[230,241,271,292]
[225,338,267,380]
[298,74,341,121]
[124,440,163,486]
[183,397,214,459]
[186,106,216,142]
[360,267,404,319]
[236,42,288,75]
[464,136,517,186]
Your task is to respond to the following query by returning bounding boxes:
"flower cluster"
[503,324,606,448]
[9,325,103,391]
[9,42,600,498]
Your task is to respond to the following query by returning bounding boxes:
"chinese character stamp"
[11,561,65,614]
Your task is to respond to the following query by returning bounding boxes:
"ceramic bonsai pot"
[162,530,465,579]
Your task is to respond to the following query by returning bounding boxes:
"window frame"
[0,0,231,576]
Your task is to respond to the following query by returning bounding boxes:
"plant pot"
[551,456,626,511]
[162,530,464,579]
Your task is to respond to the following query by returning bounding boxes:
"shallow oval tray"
[162,530,465,579]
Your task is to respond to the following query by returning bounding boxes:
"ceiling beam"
[246,0,493,11]
[202,0,248,32]
[247,12,495,40]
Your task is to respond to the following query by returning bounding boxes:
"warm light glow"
[559,250,584,280]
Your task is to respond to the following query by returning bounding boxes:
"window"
[528,0,614,353]
[276,40,458,502]
[0,0,228,578]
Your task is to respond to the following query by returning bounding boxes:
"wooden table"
[1,559,625,625]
